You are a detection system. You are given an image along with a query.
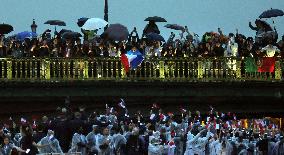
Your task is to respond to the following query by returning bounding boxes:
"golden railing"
[0,57,282,82]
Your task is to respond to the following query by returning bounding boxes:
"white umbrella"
[82,18,108,30]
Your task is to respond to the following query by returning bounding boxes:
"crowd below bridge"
[0,100,283,155]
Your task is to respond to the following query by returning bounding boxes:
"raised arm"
[249,22,258,31]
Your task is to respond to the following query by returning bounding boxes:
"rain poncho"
[68,133,87,155]
[37,135,63,154]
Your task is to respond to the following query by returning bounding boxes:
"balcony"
[0,57,282,82]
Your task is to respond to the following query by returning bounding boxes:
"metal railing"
[0,57,282,82]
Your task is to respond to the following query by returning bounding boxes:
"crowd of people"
[0,20,283,60]
[0,20,283,74]
[0,99,283,155]
[0,19,284,155]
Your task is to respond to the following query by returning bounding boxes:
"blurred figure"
[86,125,100,155]
[37,130,63,154]
[0,136,27,155]
[69,127,87,155]
[143,21,160,37]
[0,35,7,57]
[97,127,113,155]
[126,127,146,155]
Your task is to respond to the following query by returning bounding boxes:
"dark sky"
[0,0,283,38]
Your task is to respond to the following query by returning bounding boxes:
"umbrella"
[146,32,165,42]
[44,20,66,26]
[77,17,89,27]
[59,29,72,35]
[259,9,284,18]
[62,32,82,40]
[145,16,167,22]
[16,31,37,41]
[164,24,185,31]
[102,23,129,41]
[255,20,273,31]
[82,18,108,30]
[0,24,13,34]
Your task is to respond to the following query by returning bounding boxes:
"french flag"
[121,50,144,72]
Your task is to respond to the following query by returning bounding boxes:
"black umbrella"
[59,29,72,35]
[164,24,185,31]
[255,19,273,31]
[0,24,13,34]
[146,32,165,42]
[145,16,167,22]
[259,9,284,18]
[77,17,89,27]
[62,32,82,40]
[102,24,129,41]
[44,20,66,26]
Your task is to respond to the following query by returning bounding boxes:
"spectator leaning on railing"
[0,26,283,74]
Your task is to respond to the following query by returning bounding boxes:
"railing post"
[159,60,165,79]
[236,59,242,79]
[275,60,281,80]
[79,60,84,79]
[45,58,50,80]
[121,61,125,78]
[6,59,12,80]
[83,59,89,79]
[14,60,18,80]
[197,60,203,79]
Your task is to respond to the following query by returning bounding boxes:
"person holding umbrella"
[44,20,66,37]
[0,24,13,35]
[143,16,166,38]
[81,18,108,41]
[249,20,271,35]
[166,32,175,45]
[143,21,160,38]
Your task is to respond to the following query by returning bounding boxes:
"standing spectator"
[69,127,87,155]
[86,125,100,155]
[63,39,74,58]
[0,136,27,155]
[125,127,146,155]
[112,126,127,155]
[19,124,39,155]
[212,42,224,57]
[11,41,24,58]
[29,39,39,57]
[38,39,49,57]
[0,35,7,57]
[143,21,160,37]
[53,115,71,153]
[74,38,84,57]
[37,130,63,154]
[258,41,280,73]
[97,127,113,155]
[278,35,284,57]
